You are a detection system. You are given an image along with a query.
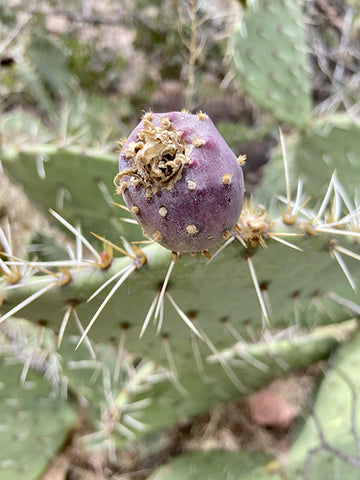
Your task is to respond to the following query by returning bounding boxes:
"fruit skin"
[117,111,244,252]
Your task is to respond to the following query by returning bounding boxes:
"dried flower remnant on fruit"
[115,116,190,199]
[116,111,245,252]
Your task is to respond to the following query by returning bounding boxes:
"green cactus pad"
[294,114,360,200]
[2,167,360,443]
[0,145,140,243]
[126,325,351,438]
[1,222,359,442]
[49,323,347,446]
[147,450,271,480]
[233,0,312,128]
[0,244,339,357]
[1,230,359,372]
[280,330,360,478]
[0,359,77,480]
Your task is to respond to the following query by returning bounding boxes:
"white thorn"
[166,292,203,340]
[279,127,291,211]
[154,259,176,322]
[49,209,102,263]
[315,227,360,238]
[35,153,47,179]
[0,282,54,324]
[76,265,135,349]
[162,335,179,380]
[58,305,72,347]
[206,236,235,265]
[72,309,96,359]
[314,171,336,223]
[335,245,360,263]
[270,235,303,252]
[87,265,133,303]
[247,257,270,327]
[140,290,160,338]
[97,179,114,205]
[331,250,357,292]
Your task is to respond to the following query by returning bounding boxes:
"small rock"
[247,388,297,431]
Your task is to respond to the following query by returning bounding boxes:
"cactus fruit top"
[115,111,244,253]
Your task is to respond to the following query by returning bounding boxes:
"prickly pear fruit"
[115,111,244,253]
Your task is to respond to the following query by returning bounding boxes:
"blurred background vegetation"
[1,0,360,171]
[1,0,246,149]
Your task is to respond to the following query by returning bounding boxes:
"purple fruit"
[115,111,244,253]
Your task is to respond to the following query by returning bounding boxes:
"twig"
[184,0,198,111]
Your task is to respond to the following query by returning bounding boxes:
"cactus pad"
[147,450,271,480]
[0,145,139,243]
[0,359,77,480]
[281,330,360,478]
[294,114,360,200]
[233,0,312,128]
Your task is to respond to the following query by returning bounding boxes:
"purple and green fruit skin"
[118,111,244,252]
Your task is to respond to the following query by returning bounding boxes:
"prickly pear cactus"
[0,145,139,243]
[2,107,360,475]
[147,450,271,480]
[2,0,360,475]
[233,0,311,128]
[294,114,360,199]
[282,330,360,478]
[0,357,77,480]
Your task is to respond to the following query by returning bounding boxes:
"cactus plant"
[1,1,360,477]
[2,117,360,451]
[0,354,77,480]
[0,144,140,243]
[232,0,312,128]
[294,114,360,200]
[147,450,272,480]
[2,97,360,476]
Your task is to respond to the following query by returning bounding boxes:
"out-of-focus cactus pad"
[0,145,139,243]
[0,360,77,480]
[294,114,360,199]
[233,0,311,128]
[147,450,271,480]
